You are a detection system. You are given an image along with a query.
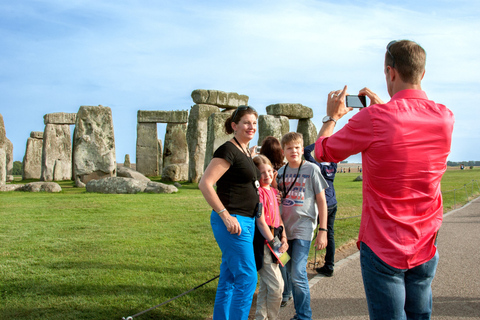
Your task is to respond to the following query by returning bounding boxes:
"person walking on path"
[314,40,454,319]
[304,143,337,277]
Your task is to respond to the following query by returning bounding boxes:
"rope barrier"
[121,275,219,320]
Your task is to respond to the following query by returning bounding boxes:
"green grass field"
[1,168,479,319]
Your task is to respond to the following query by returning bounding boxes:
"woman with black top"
[199,106,261,320]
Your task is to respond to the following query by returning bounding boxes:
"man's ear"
[387,66,396,82]
[420,70,425,81]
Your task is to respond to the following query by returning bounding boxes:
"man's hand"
[358,87,384,106]
[327,85,353,121]
[315,231,328,250]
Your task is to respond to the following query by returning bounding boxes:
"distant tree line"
[12,161,22,175]
[447,161,480,167]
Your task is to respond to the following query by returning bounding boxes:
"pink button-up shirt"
[315,89,454,269]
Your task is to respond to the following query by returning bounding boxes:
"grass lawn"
[1,168,479,319]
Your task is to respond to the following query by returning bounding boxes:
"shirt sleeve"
[311,164,328,195]
[315,109,375,163]
[213,142,235,165]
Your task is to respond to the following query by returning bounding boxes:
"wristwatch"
[322,116,337,124]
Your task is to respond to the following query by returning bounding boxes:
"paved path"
[277,197,480,320]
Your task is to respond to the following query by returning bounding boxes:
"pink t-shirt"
[259,186,281,228]
[315,89,454,269]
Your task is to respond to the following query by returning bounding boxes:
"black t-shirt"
[213,141,260,218]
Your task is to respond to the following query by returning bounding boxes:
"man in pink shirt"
[314,40,454,319]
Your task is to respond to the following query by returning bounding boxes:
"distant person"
[314,40,454,319]
[304,143,337,277]
[253,155,289,320]
[277,132,328,320]
[199,105,260,320]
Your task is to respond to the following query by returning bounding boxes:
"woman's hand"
[220,211,242,235]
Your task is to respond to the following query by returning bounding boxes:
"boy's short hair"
[281,132,304,149]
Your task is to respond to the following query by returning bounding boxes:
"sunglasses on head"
[231,105,256,122]
[386,40,397,68]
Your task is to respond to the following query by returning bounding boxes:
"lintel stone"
[137,110,188,123]
[266,103,313,119]
[30,131,44,139]
[191,89,249,109]
[44,112,77,125]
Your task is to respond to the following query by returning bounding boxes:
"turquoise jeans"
[210,211,257,320]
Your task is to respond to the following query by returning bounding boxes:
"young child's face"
[283,141,304,163]
[258,163,274,187]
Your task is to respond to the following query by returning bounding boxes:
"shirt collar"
[391,89,428,101]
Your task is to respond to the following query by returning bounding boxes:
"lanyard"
[282,161,304,200]
[233,137,260,192]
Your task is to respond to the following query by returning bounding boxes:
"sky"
[1,0,479,164]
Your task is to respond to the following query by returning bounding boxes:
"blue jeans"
[280,262,292,301]
[210,211,257,320]
[283,239,312,320]
[324,204,337,270]
[360,242,439,320]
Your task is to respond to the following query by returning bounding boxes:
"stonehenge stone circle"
[136,110,188,178]
[162,163,189,182]
[86,176,178,194]
[297,118,318,147]
[191,89,249,109]
[23,131,44,180]
[266,103,313,119]
[0,113,6,185]
[186,104,219,183]
[124,154,131,168]
[162,123,188,181]
[0,181,61,193]
[73,105,116,187]
[41,123,72,181]
[117,165,150,182]
[136,122,158,176]
[5,138,13,182]
[43,112,76,125]
[204,111,234,169]
[257,115,290,146]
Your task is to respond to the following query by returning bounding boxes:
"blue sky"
[1,0,479,164]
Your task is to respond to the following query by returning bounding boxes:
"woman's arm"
[199,158,242,236]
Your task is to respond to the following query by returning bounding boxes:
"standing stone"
[136,122,158,176]
[41,123,72,181]
[23,131,44,180]
[257,115,290,146]
[186,104,219,183]
[124,154,131,168]
[297,119,318,147]
[73,105,116,187]
[5,138,13,182]
[204,111,234,169]
[0,113,6,185]
[162,123,188,181]
[158,139,163,172]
